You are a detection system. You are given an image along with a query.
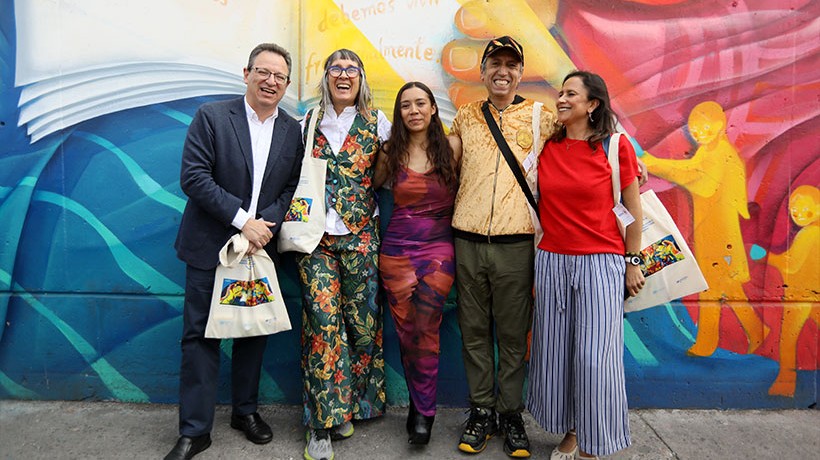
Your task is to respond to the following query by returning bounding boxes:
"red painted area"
[556,0,819,379]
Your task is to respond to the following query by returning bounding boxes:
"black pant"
[178,265,268,436]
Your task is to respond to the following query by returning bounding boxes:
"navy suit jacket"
[175,97,303,270]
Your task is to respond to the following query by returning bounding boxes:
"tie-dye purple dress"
[379,165,456,416]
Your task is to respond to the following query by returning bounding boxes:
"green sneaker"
[330,421,354,441]
[304,429,334,460]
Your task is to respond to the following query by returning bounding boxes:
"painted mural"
[0,0,817,409]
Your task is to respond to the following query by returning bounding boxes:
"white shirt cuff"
[232,208,251,231]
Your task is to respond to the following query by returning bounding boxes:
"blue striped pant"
[527,250,631,457]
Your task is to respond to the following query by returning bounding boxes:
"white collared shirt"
[231,97,279,230]
[301,106,391,235]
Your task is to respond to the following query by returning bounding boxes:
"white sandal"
[549,446,577,460]
[549,430,578,460]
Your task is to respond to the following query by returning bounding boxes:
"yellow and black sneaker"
[499,412,530,458]
[458,407,498,454]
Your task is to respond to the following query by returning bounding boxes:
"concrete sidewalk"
[0,401,817,459]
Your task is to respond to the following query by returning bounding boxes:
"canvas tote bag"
[278,107,326,253]
[205,234,291,338]
[607,133,709,312]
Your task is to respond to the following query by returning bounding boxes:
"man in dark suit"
[165,43,303,460]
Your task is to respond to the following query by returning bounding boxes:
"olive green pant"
[454,237,534,414]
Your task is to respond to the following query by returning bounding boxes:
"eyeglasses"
[253,67,289,84]
[326,66,362,78]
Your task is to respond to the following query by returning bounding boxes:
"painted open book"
[14,0,463,142]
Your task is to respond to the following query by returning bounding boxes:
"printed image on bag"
[219,277,276,307]
[284,197,314,223]
[640,234,685,276]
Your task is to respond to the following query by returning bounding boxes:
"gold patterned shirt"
[451,96,559,237]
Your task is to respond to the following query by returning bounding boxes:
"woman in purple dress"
[374,81,461,445]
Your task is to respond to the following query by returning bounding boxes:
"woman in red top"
[526,71,644,459]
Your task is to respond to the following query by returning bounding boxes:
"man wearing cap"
[450,36,559,458]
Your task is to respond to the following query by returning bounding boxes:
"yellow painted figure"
[642,101,767,357]
[764,185,820,396]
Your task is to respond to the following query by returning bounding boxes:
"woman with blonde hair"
[298,48,391,460]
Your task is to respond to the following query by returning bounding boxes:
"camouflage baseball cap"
[481,36,524,65]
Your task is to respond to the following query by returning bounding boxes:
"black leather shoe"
[230,412,273,444]
[163,434,211,460]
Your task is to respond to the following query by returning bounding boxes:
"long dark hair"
[382,82,457,189]
[552,70,618,149]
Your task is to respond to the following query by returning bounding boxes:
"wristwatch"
[625,252,642,266]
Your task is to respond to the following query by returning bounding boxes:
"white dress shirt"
[231,97,278,230]
[301,106,391,235]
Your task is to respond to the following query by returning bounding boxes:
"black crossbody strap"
[481,101,539,217]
